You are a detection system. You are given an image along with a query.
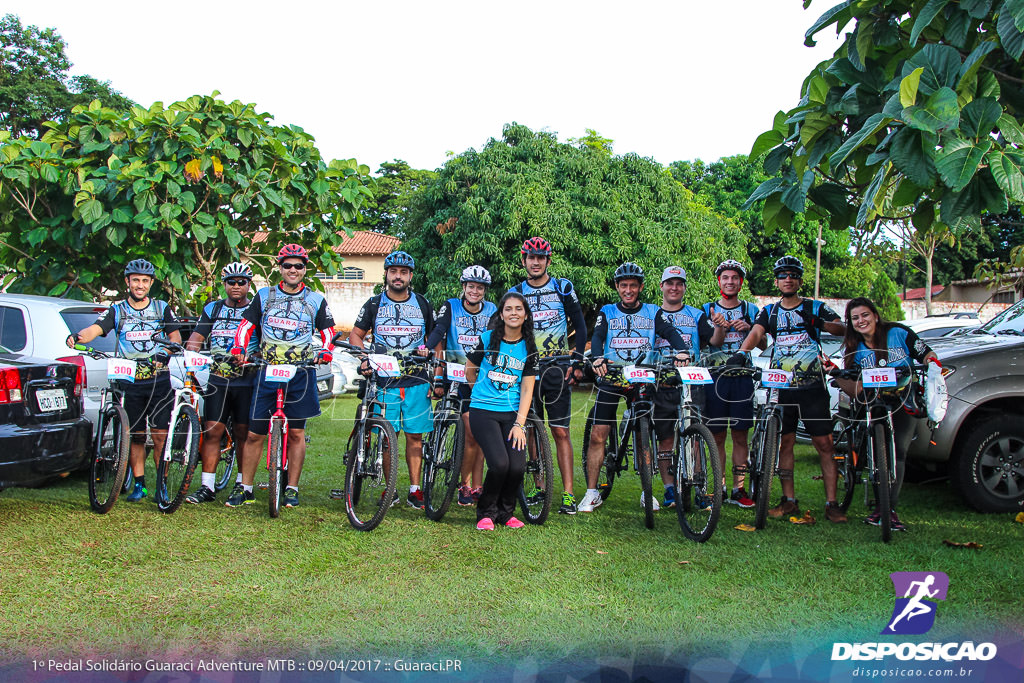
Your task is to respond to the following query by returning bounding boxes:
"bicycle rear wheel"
[753,413,779,530]
[344,416,399,531]
[518,414,553,524]
[581,404,620,500]
[214,417,236,492]
[675,423,722,542]
[268,417,285,518]
[637,420,656,530]
[832,417,857,512]
[872,419,894,543]
[156,405,200,513]
[423,413,464,521]
[89,403,130,513]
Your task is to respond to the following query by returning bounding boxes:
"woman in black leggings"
[465,292,537,530]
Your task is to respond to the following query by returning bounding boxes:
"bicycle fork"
[267,386,290,471]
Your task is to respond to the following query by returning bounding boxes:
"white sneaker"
[640,491,661,512]
[577,489,603,512]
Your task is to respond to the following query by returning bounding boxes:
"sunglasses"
[280,262,306,271]
[776,272,801,280]
[224,278,250,287]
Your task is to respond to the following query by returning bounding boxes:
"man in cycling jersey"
[731,255,847,523]
[349,250,435,509]
[579,263,690,513]
[653,266,721,510]
[421,265,497,506]
[702,260,762,509]
[227,244,335,509]
[183,262,257,504]
[66,259,181,502]
[509,237,587,515]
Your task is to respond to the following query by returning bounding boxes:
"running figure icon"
[882,571,949,635]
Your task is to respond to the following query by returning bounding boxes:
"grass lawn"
[1,390,1021,671]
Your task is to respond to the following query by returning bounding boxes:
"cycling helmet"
[124,259,156,277]
[384,250,415,270]
[221,261,254,281]
[773,255,804,277]
[276,244,308,263]
[460,265,491,285]
[521,237,552,256]
[716,259,747,279]
[614,262,645,283]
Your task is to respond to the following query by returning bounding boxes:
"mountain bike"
[673,365,722,543]
[517,355,567,525]
[421,359,465,521]
[73,344,130,513]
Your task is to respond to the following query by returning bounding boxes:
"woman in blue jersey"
[465,292,538,530]
[832,297,938,532]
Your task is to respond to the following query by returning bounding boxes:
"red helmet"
[521,237,552,256]
[277,243,308,263]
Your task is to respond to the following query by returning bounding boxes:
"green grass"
[1,389,1021,665]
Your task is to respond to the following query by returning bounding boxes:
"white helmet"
[221,261,254,280]
[460,265,491,285]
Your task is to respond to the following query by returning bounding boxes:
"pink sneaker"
[504,517,525,529]
[476,517,495,530]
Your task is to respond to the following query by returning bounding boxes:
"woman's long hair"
[843,297,892,363]
[486,292,538,366]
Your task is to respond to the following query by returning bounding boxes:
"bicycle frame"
[163,370,202,463]
[268,384,290,472]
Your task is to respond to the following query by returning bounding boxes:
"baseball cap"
[661,266,687,283]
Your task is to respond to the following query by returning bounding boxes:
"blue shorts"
[379,384,433,434]
[249,368,319,435]
[704,374,755,434]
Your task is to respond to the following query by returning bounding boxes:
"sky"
[8,1,845,173]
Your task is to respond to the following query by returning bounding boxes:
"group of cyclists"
[65,235,940,533]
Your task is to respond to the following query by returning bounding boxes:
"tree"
[871,270,904,320]
[358,159,437,236]
[745,0,1024,313]
[401,123,748,313]
[0,14,133,138]
[0,94,373,311]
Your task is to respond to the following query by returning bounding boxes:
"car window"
[0,306,28,351]
[60,307,117,352]
[918,327,955,338]
[979,300,1024,335]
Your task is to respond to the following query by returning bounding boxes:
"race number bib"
[446,363,467,384]
[761,369,792,388]
[107,358,137,383]
[677,367,713,385]
[265,364,297,383]
[368,354,401,378]
[861,367,897,388]
[183,351,213,370]
[624,365,656,384]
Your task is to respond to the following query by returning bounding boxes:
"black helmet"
[124,259,156,277]
[772,255,804,277]
[716,259,747,278]
[614,262,645,283]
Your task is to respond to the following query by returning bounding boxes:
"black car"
[0,349,91,490]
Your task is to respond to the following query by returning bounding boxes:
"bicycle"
[421,358,465,522]
[516,354,568,525]
[672,365,723,543]
[73,344,131,513]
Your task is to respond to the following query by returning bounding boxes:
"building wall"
[323,281,377,332]
[937,283,1020,304]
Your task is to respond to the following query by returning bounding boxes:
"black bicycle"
[518,354,570,525]
[672,366,722,543]
[73,344,130,513]
[421,359,465,522]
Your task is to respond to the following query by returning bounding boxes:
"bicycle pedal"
[328,488,345,500]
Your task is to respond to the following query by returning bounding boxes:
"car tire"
[953,415,1024,513]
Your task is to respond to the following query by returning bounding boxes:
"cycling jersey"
[425,297,497,365]
[754,299,839,387]
[94,299,179,380]
[193,299,258,381]
[509,276,587,357]
[701,300,759,366]
[466,330,537,412]
[852,323,932,389]
[235,284,335,363]
[590,302,687,386]
[352,290,434,388]
[655,304,714,363]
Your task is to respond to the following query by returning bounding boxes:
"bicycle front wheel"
[518,415,553,524]
[833,417,857,512]
[89,403,130,513]
[872,419,894,543]
[581,403,619,500]
[268,417,285,518]
[156,405,200,513]
[675,423,722,543]
[344,416,399,531]
[423,413,464,521]
[637,419,656,530]
[753,413,779,530]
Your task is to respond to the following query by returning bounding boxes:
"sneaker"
[695,491,714,511]
[577,489,603,512]
[889,511,907,532]
[525,490,546,506]
[864,509,882,526]
[470,487,482,502]
[284,488,299,508]
[505,517,525,529]
[126,482,148,502]
[476,517,495,530]
[407,489,425,509]
[381,490,400,508]
[225,484,254,507]
[640,491,661,512]
[662,485,676,509]
[728,488,755,509]
[457,486,474,507]
[768,497,799,519]
[558,492,578,515]
[824,501,847,523]
[185,486,216,504]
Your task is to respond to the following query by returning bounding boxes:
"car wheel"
[953,415,1024,513]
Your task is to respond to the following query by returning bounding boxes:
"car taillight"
[0,367,23,403]
[57,355,87,397]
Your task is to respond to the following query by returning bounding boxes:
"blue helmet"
[124,259,156,277]
[384,251,415,271]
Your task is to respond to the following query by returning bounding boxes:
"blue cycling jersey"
[701,300,759,366]
[467,330,537,412]
[655,304,711,363]
[437,297,497,365]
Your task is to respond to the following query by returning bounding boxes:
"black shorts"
[532,364,572,429]
[122,374,174,437]
[778,385,833,437]
[653,387,680,442]
[457,382,472,414]
[203,378,253,426]
[591,385,629,428]
[705,374,755,434]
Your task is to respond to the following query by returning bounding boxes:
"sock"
[587,488,599,497]
[236,473,242,484]
[409,485,420,493]
[286,486,298,492]
[201,472,216,490]
[243,484,253,493]
[136,476,146,489]
[732,487,741,495]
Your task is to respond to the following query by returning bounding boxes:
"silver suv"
[907,298,1024,512]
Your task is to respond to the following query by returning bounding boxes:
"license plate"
[36,388,68,412]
